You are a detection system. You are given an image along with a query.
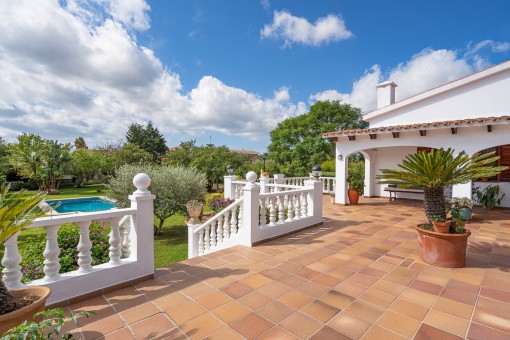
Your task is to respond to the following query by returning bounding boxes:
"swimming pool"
[45,197,117,213]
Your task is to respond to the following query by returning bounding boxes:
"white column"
[187,223,201,259]
[241,171,260,246]
[305,180,323,223]
[128,173,156,273]
[335,147,348,204]
[2,231,24,289]
[223,175,237,199]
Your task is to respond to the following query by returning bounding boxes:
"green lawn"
[1,185,190,270]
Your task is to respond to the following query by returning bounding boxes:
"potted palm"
[377,148,507,268]
[0,184,50,334]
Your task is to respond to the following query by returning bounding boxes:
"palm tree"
[377,148,507,223]
[0,184,46,315]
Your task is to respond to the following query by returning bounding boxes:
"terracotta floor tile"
[220,281,254,299]
[237,291,273,310]
[477,296,510,317]
[278,290,315,309]
[258,281,292,299]
[359,288,396,308]
[480,286,510,304]
[211,300,251,324]
[129,313,175,339]
[255,326,297,340]
[120,301,160,324]
[256,300,295,323]
[180,312,225,339]
[318,290,355,310]
[346,273,379,287]
[424,309,470,337]
[182,282,216,299]
[242,273,273,289]
[296,281,330,298]
[328,312,371,339]
[409,279,444,295]
[440,287,477,306]
[80,314,126,336]
[414,323,463,340]
[205,327,244,340]
[96,327,135,340]
[472,308,510,333]
[399,287,437,308]
[309,326,351,340]
[260,268,287,280]
[279,311,323,339]
[312,273,343,288]
[300,299,340,323]
[326,267,354,280]
[230,313,274,339]
[388,297,429,321]
[150,290,190,310]
[279,273,307,288]
[432,296,473,320]
[376,310,421,338]
[361,325,407,340]
[196,291,232,310]
[345,299,385,323]
[467,322,510,340]
[165,300,206,324]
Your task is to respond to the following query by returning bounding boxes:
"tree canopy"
[126,121,167,161]
[268,100,367,176]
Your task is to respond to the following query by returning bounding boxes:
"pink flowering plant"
[208,197,234,213]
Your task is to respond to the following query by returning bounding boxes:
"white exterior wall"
[366,67,510,127]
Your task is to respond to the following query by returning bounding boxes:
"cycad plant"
[0,184,46,315]
[377,148,507,223]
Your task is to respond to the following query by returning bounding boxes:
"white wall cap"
[376,81,398,88]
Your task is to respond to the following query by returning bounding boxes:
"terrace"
[53,196,510,339]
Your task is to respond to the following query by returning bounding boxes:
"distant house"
[324,60,510,207]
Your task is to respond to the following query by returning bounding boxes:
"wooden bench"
[384,186,424,201]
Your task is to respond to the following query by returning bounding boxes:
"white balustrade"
[1,173,156,305]
[320,177,336,194]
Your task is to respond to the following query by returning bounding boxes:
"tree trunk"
[0,280,19,315]
[156,219,164,235]
[424,187,446,222]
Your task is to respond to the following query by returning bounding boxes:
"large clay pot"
[347,188,359,205]
[416,226,471,268]
[0,286,51,335]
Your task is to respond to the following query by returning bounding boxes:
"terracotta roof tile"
[322,116,510,138]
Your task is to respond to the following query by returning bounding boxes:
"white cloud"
[261,10,353,47]
[0,0,305,144]
[310,48,484,113]
[103,0,151,31]
[261,0,270,11]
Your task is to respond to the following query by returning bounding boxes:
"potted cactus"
[377,148,507,267]
[0,184,50,334]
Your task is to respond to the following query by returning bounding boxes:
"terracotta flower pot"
[0,286,51,335]
[347,188,359,205]
[431,220,451,233]
[416,226,471,268]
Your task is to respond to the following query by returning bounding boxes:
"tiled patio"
[63,197,510,339]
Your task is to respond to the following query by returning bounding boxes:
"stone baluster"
[217,214,224,244]
[259,198,267,226]
[277,196,285,223]
[121,216,132,258]
[230,207,238,235]
[286,194,294,221]
[2,231,23,289]
[223,211,230,238]
[43,224,61,282]
[204,225,210,252]
[198,229,204,255]
[294,194,301,218]
[301,192,308,217]
[77,221,93,273]
[238,204,243,230]
[109,216,122,265]
[210,220,217,247]
[269,197,276,226]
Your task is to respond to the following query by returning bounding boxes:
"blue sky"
[1,0,509,152]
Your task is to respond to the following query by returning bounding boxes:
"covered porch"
[57,197,510,339]
[325,116,510,207]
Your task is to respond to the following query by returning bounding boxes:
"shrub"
[11,180,39,191]
[107,164,207,234]
[208,197,234,213]
[320,160,335,173]
[205,193,223,206]
[18,223,110,282]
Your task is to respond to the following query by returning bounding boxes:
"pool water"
[45,197,117,213]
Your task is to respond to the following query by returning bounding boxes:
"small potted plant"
[449,197,474,221]
[431,215,451,233]
[475,185,505,211]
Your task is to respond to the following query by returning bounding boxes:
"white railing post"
[2,231,23,289]
[241,172,260,246]
[273,174,285,185]
[224,175,237,199]
[259,177,269,194]
[187,223,201,258]
[305,179,323,223]
[128,173,156,273]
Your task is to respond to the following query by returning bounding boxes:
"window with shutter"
[498,145,510,181]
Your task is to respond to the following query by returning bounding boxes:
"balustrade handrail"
[193,198,243,235]
[28,208,137,228]
[265,183,303,190]
[260,187,312,199]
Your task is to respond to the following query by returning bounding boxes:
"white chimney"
[376,81,398,109]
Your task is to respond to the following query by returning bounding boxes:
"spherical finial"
[246,171,257,183]
[133,173,151,192]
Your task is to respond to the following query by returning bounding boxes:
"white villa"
[324,60,510,207]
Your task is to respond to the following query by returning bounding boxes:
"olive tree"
[107,164,207,234]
